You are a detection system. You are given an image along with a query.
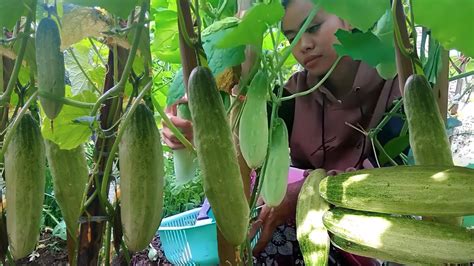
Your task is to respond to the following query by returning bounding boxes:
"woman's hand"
[249,178,305,256]
[162,96,194,150]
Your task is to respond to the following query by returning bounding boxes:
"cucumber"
[239,71,269,169]
[296,169,330,266]
[45,140,89,239]
[5,113,45,260]
[36,17,65,120]
[261,118,290,207]
[173,103,197,185]
[119,103,165,252]
[403,74,453,165]
[404,74,460,224]
[323,208,474,264]
[319,165,474,216]
[188,66,249,245]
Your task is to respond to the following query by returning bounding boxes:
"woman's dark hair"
[282,0,290,8]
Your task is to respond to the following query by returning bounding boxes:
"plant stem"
[38,90,96,109]
[280,56,342,101]
[90,1,147,116]
[0,14,33,105]
[449,70,474,81]
[88,38,107,67]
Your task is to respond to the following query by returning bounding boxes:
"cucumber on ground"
[119,103,165,252]
[188,66,249,246]
[296,169,330,266]
[36,17,65,120]
[5,113,45,260]
[323,208,474,264]
[318,165,474,216]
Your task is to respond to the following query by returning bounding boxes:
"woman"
[163,0,402,264]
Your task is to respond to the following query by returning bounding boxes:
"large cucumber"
[188,66,249,245]
[44,140,89,239]
[404,74,460,224]
[403,74,453,165]
[35,17,65,120]
[5,113,45,260]
[239,71,269,169]
[319,165,474,216]
[323,208,474,264]
[261,118,290,207]
[119,103,165,252]
[296,169,330,266]
[173,103,197,185]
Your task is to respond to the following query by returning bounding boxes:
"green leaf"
[217,1,284,48]
[378,135,409,166]
[203,29,246,75]
[373,9,396,79]
[65,39,105,95]
[334,29,393,68]
[413,0,474,57]
[65,0,138,18]
[0,0,25,30]
[152,9,180,63]
[41,87,97,150]
[319,0,389,32]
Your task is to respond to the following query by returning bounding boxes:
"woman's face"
[282,0,350,76]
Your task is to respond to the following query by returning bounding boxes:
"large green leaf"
[377,135,409,166]
[334,30,393,68]
[152,9,180,64]
[0,0,25,31]
[413,0,474,57]
[65,0,138,18]
[217,1,284,48]
[41,87,97,150]
[318,0,389,32]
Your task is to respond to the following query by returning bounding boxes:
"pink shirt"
[284,62,401,171]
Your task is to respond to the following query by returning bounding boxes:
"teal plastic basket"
[158,207,261,265]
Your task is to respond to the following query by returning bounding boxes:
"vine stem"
[0,12,34,105]
[89,1,147,117]
[38,90,95,109]
[0,90,38,161]
[280,56,342,101]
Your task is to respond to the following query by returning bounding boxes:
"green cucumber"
[296,169,330,266]
[45,140,89,239]
[261,118,290,207]
[319,165,474,216]
[36,17,65,120]
[188,66,249,246]
[5,113,45,260]
[323,208,474,264]
[119,103,165,252]
[239,71,269,169]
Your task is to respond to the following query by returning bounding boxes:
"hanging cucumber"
[173,103,197,185]
[35,17,65,120]
[239,71,269,169]
[261,118,290,207]
[45,140,89,240]
[188,66,249,246]
[119,103,165,252]
[5,113,45,260]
